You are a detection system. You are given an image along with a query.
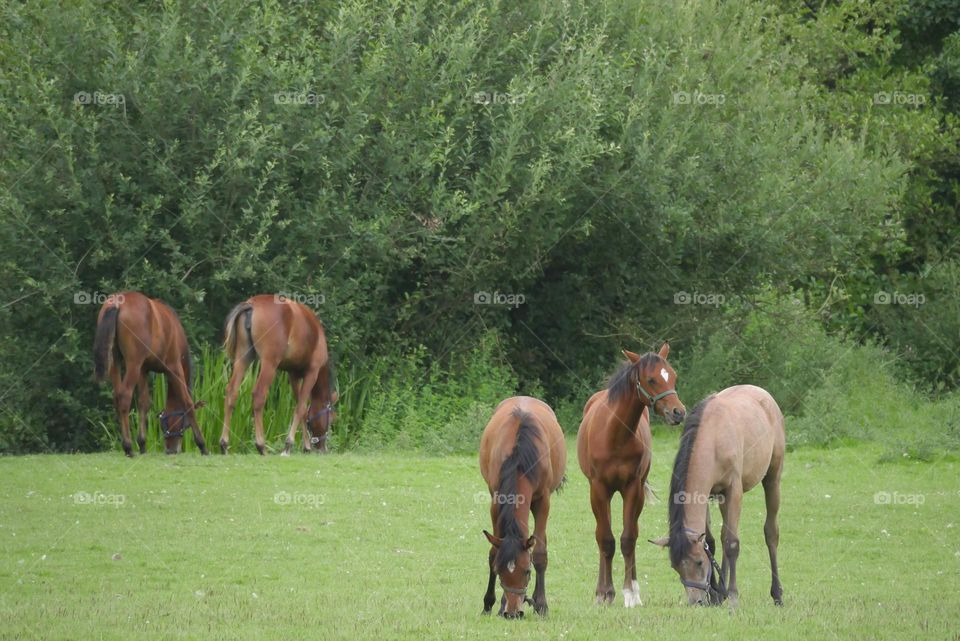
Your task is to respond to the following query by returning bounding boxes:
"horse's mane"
[494,409,541,571]
[668,394,715,566]
[607,353,662,403]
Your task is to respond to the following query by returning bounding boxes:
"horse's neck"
[608,395,646,442]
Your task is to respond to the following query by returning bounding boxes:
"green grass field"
[1,432,957,640]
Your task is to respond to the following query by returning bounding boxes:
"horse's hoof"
[774,598,783,606]
[219,441,229,455]
[534,603,548,617]
[256,445,266,456]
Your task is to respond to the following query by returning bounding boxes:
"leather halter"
[306,402,334,445]
[678,527,725,598]
[159,409,190,438]
[635,376,678,411]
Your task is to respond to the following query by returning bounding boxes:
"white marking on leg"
[632,579,642,606]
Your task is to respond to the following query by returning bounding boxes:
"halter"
[499,581,533,607]
[635,377,678,411]
[159,409,190,439]
[306,402,334,445]
[678,527,725,598]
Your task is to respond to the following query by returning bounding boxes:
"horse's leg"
[763,470,784,605]
[135,375,151,454]
[113,364,140,457]
[167,365,208,455]
[287,373,310,452]
[221,357,250,454]
[251,362,278,455]
[589,480,616,604]
[482,541,496,614]
[620,478,646,608]
[530,494,550,616]
[282,367,318,456]
[719,485,743,607]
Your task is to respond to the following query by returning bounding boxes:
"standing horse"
[650,385,785,607]
[577,343,685,607]
[93,292,208,456]
[479,397,566,619]
[220,294,337,455]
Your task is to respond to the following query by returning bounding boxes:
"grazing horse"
[577,343,685,607]
[93,292,208,456]
[479,397,566,619]
[220,294,337,455]
[650,385,785,607]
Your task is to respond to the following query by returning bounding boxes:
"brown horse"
[577,343,686,607]
[220,294,337,455]
[93,291,208,456]
[479,397,566,619]
[650,385,785,607]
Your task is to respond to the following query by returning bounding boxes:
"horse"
[576,343,686,607]
[220,294,337,455]
[479,397,566,619]
[650,384,785,607]
[93,291,208,456]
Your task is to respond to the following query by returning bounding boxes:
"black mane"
[607,353,662,403]
[494,409,541,570]
[667,394,715,566]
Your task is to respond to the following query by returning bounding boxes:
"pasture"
[2,432,956,640]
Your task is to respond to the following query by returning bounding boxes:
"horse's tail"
[93,306,120,382]
[643,480,660,503]
[223,301,256,363]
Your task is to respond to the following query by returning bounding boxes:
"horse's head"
[484,530,535,619]
[623,342,686,425]
[650,530,725,606]
[306,390,338,453]
[159,400,205,454]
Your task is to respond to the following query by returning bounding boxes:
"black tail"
[93,306,119,382]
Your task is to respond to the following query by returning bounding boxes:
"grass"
[1,430,958,640]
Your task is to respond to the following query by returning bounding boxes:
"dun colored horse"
[577,343,685,607]
[650,385,785,607]
[93,292,208,456]
[220,294,337,455]
[479,397,566,619]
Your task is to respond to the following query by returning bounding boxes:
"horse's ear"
[331,390,339,405]
[484,530,502,547]
[648,536,669,547]
[697,532,707,542]
[658,342,670,359]
[622,349,641,364]
[524,535,537,550]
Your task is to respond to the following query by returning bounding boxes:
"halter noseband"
[159,409,190,439]
[678,527,725,598]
